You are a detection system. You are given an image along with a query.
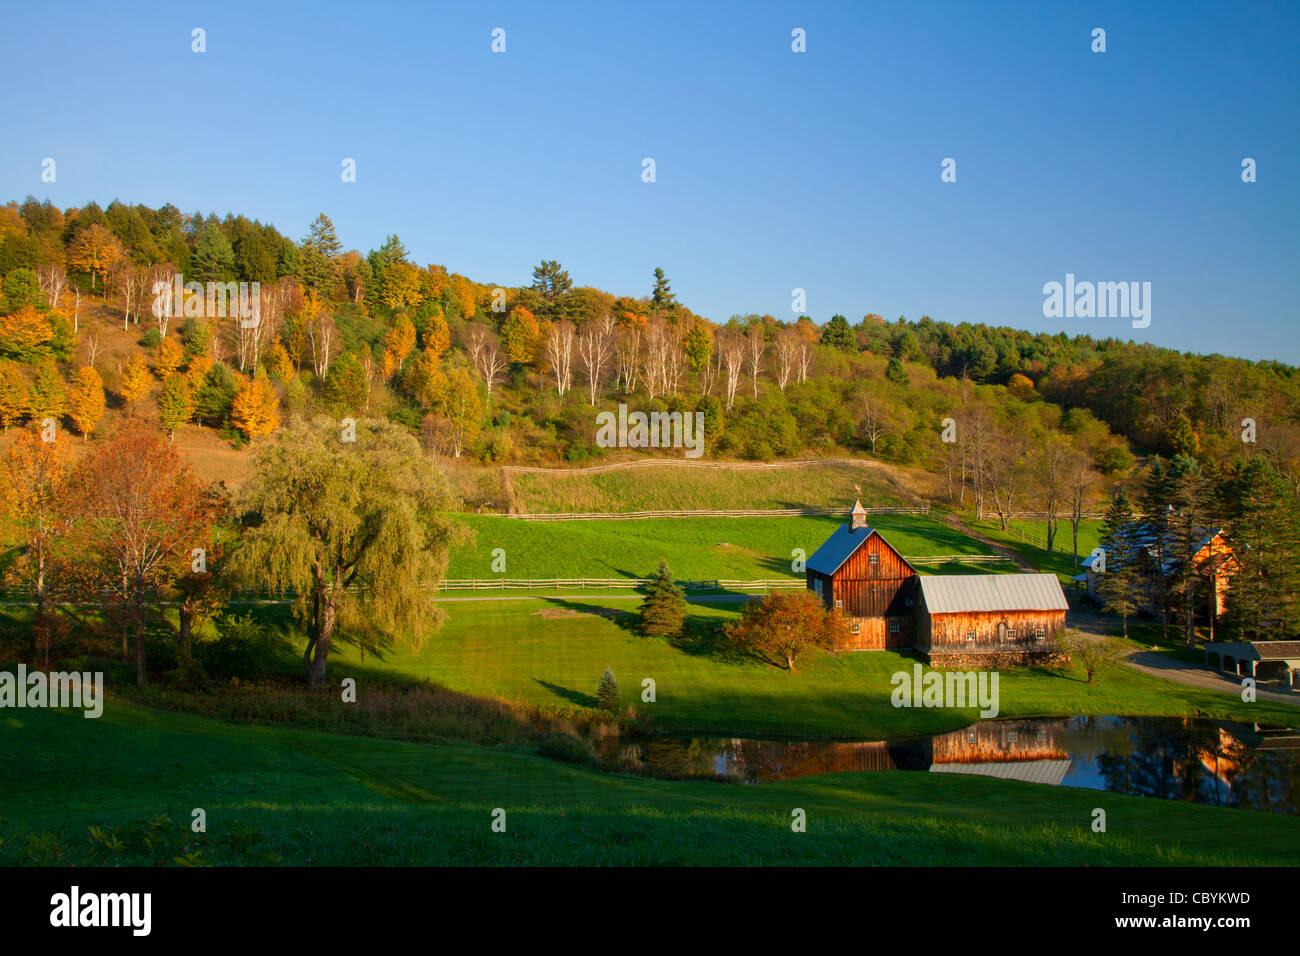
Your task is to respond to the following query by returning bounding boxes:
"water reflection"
[610,718,1300,815]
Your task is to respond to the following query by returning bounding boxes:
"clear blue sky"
[2,0,1296,362]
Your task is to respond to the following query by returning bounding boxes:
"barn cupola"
[850,499,867,532]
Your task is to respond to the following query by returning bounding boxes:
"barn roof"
[930,758,1072,786]
[918,573,1069,615]
[806,524,912,577]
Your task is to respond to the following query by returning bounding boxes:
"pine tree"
[1097,492,1141,638]
[1136,456,1175,643]
[1218,456,1300,641]
[639,559,686,638]
[595,667,619,712]
[1166,455,1215,647]
[650,267,676,310]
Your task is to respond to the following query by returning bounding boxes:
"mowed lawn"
[329,598,1300,739]
[968,517,1104,583]
[3,702,1295,866]
[445,513,996,581]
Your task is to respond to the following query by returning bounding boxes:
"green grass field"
[505,459,913,513]
[445,513,999,581]
[967,517,1103,582]
[3,702,1295,866]
[324,598,1299,739]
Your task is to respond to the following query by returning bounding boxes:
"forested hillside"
[1,195,1297,510]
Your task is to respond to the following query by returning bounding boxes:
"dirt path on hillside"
[939,515,1036,571]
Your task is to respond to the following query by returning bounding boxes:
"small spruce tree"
[639,559,686,638]
[596,667,619,711]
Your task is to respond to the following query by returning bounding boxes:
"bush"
[537,732,595,766]
[140,329,162,348]
[196,614,288,680]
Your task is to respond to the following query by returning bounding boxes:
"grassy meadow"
[444,512,1002,581]
[504,459,922,513]
[3,702,1295,866]
[322,597,1299,738]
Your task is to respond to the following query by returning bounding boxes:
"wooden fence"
[504,505,929,521]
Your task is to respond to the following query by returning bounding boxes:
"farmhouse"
[806,501,1068,664]
[1079,523,1236,627]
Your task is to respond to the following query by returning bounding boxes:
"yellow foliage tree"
[0,361,30,431]
[230,371,280,441]
[156,337,184,376]
[422,313,450,358]
[0,305,54,359]
[67,366,105,438]
[380,315,417,379]
[119,353,153,406]
[67,224,123,291]
[265,343,293,381]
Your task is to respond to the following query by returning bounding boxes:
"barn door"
[997,621,1008,644]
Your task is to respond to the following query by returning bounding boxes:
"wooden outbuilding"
[806,500,1069,664]
[805,501,916,650]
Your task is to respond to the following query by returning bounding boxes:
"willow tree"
[234,416,464,687]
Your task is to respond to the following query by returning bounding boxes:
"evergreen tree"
[595,667,619,712]
[820,314,856,352]
[191,222,236,283]
[650,267,676,310]
[1097,492,1141,638]
[1218,457,1300,641]
[639,559,686,638]
[1136,456,1176,643]
[1165,454,1215,647]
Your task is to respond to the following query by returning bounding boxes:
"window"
[834,599,843,609]
[966,630,976,643]
[868,553,880,566]
[1007,731,1018,743]
[1006,628,1016,643]
[850,622,861,635]
[1034,625,1046,642]
[888,620,900,634]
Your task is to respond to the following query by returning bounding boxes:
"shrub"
[196,613,288,680]
[538,732,595,766]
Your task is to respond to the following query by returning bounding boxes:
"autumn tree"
[27,361,66,424]
[67,366,106,438]
[232,417,464,686]
[502,306,540,365]
[725,590,848,671]
[67,425,218,686]
[157,373,194,439]
[230,369,280,440]
[119,353,153,406]
[380,314,417,378]
[67,223,123,291]
[0,304,55,361]
[1,429,73,666]
[0,361,29,430]
[156,336,184,375]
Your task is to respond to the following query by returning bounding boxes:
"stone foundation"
[923,649,1067,669]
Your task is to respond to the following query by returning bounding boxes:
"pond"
[606,717,1300,815]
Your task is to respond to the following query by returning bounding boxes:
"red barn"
[807,501,1068,664]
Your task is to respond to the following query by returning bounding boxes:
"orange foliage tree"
[67,224,123,291]
[724,590,848,671]
[230,370,280,440]
[2,429,74,665]
[118,353,152,406]
[66,425,220,686]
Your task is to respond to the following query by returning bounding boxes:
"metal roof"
[918,573,1069,614]
[806,525,909,577]
[930,758,1072,786]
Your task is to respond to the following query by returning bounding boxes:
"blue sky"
[1,0,1296,362]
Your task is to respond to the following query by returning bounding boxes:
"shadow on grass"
[534,678,595,708]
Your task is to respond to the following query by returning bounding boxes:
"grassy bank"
[2,702,1294,866]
